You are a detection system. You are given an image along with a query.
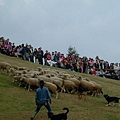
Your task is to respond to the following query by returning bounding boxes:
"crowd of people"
[0,36,120,80]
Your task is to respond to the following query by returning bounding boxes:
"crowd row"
[0,37,120,80]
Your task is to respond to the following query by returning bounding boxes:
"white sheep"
[91,81,103,96]
[20,77,38,91]
[37,81,59,99]
[33,74,63,92]
[13,75,23,83]
[37,67,44,72]
[13,75,28,87]
[33,74,54,83]
[78,76,96,96]
[0,62,11,73]
[12,65,30,71]
[82,77,103,96]
[9,68,24,76]
[62,74,81,87]
[62,80,77,94]
[51,78,63,92]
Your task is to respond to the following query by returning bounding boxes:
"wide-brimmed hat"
[39,80,45,85]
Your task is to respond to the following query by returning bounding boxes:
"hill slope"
[0,53,120,120]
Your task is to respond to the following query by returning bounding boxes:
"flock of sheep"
[0,61,103,100]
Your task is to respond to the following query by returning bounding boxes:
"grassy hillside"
[0,53,120,120]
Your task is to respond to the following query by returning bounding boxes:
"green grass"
[0,53,120,120]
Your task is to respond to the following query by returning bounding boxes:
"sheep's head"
[12,65,19,70]
[83,77,91,82]
[9,68,14,72]
[46,74,51,78]
[32,73,37,77]
[37,67,43,71]
[77,75,82,81]
[62,75,67,79]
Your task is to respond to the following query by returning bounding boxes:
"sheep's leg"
[91,92,94,96]
[12,78,17,82]
[98,90,101,96]
[28,84,31,91]
[24,84,28,89]
[7,69,9,74]
[56,92,59,99]
[71,88,76,94]
[62,86,67,93]
[83,92,87,101]
[66,88,70,94]
[91,91,95,97]
[61,87,64,93]
[84,95,86,101]
[78,93,82,99]
[95,90,98,97]
[61,86,66,93]
[18,81,22,86]
[74,91,78,95]
[12,78,15,82]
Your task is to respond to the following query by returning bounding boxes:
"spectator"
[114,63,119,74]
[47,52,52,65]
[51,52,55,61]
[36,47,44,65]
[25,44,31,61]
[53,51,59,62]
[33,48,38,63]
[6,42,12,56]
[44,50,52,66]
[76,58,83,73]
[14,45,22,57]
[71,54,77,71]
[20,44,26,60]
[1,36,120,81]
[94,60,100,70]
[95,56,100,62]
[44,50,49,65]
[99,60,104,69]
[29,45,34,62]
[96,69,105,77]
[83,57,88,73]
[88,58,94,69]
[104,61,109,70]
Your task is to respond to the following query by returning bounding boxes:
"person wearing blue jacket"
[31,80,52,120]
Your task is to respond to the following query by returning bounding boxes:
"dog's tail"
[63,107,69,114]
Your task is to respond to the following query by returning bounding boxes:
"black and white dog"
[103,94,120,106]
[48,107,69,120]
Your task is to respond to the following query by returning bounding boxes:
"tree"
[67,46,79,57]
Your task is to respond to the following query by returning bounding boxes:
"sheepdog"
[48,107,69,120]
[77,85,88,101]
[103,94,120,106]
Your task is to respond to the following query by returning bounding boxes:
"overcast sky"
[0,0,120,63]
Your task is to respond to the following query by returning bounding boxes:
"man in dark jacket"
[31,80,52,120]
[36,47,44,65]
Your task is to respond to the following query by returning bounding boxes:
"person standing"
[33,48,38,63]
[20,44,26,60]
[31,80,52,120]
[36,47,44,65]
[44,50,49,65]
